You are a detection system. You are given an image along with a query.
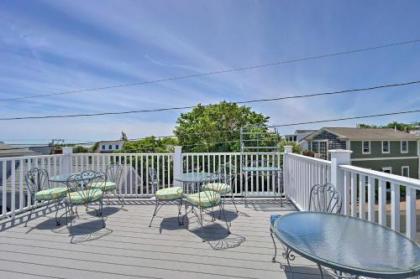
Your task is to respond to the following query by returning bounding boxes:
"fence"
[283,149,420,241]
[0,149,283,219]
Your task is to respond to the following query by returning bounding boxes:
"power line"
[269,109,420,127]
[1,38,420,102]
[0,79,419,121]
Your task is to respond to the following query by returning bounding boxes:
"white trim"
[402,166,410,177]
[400,140,409,154]
[351,156,419,162]
[382,167,392,174]
[362,141,371,154]
[381,141,390,154]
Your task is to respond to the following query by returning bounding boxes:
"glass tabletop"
[273,212,420,278]
[174,172,218,183]
[49,172,102,183]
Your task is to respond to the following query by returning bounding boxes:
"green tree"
[278,140,302,154]
[73,145,89,153]
[174,102,278,152]
[122,136,177,153]
[358,121,418,132]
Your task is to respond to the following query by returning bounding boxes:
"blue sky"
[0,0,419,144]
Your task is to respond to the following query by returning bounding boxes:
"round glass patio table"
[273,212,420,278]
[49,172,103,184]
[174,172,218,193]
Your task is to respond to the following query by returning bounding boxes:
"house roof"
[0,144,37,157]
[306,127,420,141]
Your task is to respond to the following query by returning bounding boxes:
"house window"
[362,141,370,154]
[101,145,105,150]
[109,144,112,150]
[382,141,390,154]
[402,166,410,177]
[115,144,119,149]
[401,141,408,153]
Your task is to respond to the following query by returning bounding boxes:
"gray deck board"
[0,199,328,279]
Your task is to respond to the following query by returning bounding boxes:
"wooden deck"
[0,199,330,279]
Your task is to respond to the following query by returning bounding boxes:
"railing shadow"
[281,265,334,279]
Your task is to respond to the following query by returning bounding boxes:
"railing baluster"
[378,180,386,226]
[367,176,375,222]
[359,175,366,219]
[350,172,357,217]
[406,187,416,240]
[391,182,400,232]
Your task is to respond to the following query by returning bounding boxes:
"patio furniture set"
[22,162,420,279]
[24,165,125,228]
[148,164,239,236]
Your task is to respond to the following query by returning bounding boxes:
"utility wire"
[1,108,419,151]
[269,109,420,127]
[1,38,420,102]
[0,79,419,121]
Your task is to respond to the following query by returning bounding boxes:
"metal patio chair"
[270,183,342,262]
[25,168,68,227]
[148,168,184,227]
[64,170,106,228]
[183,180,231,239]
[90,165,125,207]
[202,163,238,213]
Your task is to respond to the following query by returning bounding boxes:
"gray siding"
[351,141,418,159]
[352,158,419,179]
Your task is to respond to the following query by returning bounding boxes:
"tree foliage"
[72,145,89,153]
[122,136,178,153]
[174,102,278,152]
[278,140,302,154]
[358,121,419,132]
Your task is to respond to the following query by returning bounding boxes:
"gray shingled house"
[303,127,420,179]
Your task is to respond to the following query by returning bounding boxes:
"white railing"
[0,154,64,219]
[0,150,283,220]
[283,152,331,211]
[283,149,420,241]
[183,152,283,196]
[339,164,420,240]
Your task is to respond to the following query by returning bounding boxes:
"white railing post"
[283,146,293,197]
[62,147,73,174]
[329,149,352,213]
[173,146,182,187]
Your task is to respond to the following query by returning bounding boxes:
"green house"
[304,127,420,179]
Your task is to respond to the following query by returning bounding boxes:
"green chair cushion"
[155,187,183,200]
[90,181,117,192]
[185,191,221,208]
[35,187,68,201]
[202,182,232,194]
[67,189,103,205]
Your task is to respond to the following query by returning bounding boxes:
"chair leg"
[231,195,239,213]
[24,207,34,227]
[270,227,278,262]
[100,200,105,228]
[317,264,324,279]
[149,199,159,227]
[54,203,61,226]
[177,199,183,225]
[219,204,231,234]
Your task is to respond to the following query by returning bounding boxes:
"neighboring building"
[284,130,317,150]
[0,144,36,158]
[96,140,124,153]
[304,127,420,179]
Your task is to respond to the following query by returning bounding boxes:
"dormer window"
[382,141,390,154]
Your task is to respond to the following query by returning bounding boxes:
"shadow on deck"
[0,198,331,279]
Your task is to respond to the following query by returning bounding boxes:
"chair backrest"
[148,168,158,193]
[25,168,50,196]
[105,164,124,186]
[66,170,104,203]
[309,183,342,214]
